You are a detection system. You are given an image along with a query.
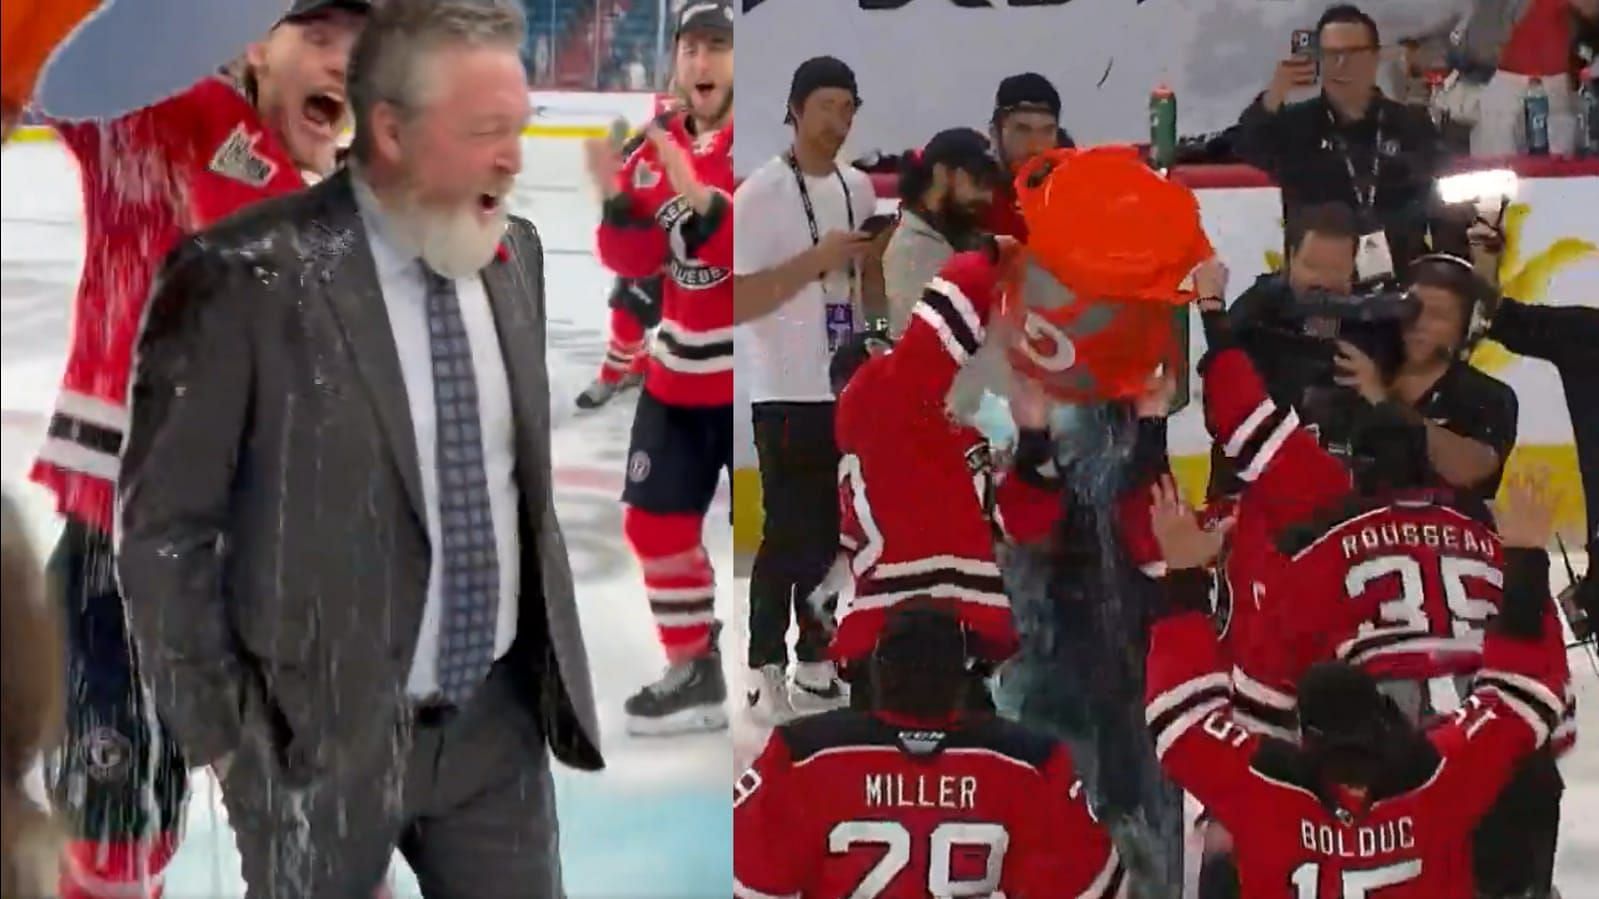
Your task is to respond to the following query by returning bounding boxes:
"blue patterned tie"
[422,265,499,705]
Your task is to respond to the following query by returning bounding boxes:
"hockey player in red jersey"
[1130,262,1573,898]
[576,95,678,410]
[28,3,368,896]
[587,0,734,734]
[828,244,1069,676]
[735,604,1125,899]
[1143,472,1570,899]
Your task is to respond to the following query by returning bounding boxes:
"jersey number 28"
[829,820,1008,898]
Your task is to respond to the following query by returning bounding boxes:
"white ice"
[1,136,731,897]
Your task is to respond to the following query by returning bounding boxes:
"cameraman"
[1334,255,1518,502]
[1209,203,1359,497]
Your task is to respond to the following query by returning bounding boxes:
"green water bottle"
[1149,82,1177,170]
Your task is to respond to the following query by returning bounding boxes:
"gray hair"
[348,0,527,162]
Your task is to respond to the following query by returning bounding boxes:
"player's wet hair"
[869,602,969,720]
[1297,661,1400,787]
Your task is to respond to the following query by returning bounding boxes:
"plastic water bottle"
[1149,83,1177,170]
[1523,77,1550,156]
[1578,69,1599,158]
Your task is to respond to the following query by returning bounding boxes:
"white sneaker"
[791,660,849,714]
[746,664,795,726]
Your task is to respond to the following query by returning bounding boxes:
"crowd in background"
[520,0,678,91]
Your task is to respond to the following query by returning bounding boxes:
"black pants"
[1472,746,1563,898]
[748,401,838,668]
[47,518,188,845]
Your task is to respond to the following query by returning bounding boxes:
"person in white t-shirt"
[733,55,880,724]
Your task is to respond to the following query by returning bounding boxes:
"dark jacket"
[1234,92,1465,276]
[117,169,603,786]
[1490,298,1599,540]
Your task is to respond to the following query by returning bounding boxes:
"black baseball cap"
[283,0,371,23]
[920,128,1003,186]
[786,55,860,124]
[993,72,1061,120]
[675,0,734,39]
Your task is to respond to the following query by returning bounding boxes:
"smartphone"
[1291,29,1320,80]
[859,214,898,237]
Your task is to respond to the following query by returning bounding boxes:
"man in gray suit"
[116,1,602,895]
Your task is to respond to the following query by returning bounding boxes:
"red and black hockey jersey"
[832,250,1058,665]
[1197,348,1576,750]
[734,709,1124,899]
[595,111,733,407]
[1145,607,1568,899]
[31,75,305,532]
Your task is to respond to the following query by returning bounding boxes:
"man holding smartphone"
[734,55,881,723]
[1234,4,1462,281]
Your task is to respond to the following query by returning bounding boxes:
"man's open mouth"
[304,91,346,133]
[693,81,717,99]
[478,193,504,214]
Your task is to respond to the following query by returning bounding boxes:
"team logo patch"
[209,123,279,188]
[633,161,661,190]
[628,450,652,483]
[81,726,133,783]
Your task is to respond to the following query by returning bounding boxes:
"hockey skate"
[625,652,728,736]
[790,660,849,714]
[575,371,642,410]
[746,664,796,726]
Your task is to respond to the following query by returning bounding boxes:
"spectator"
[734,55,879,723]
[626,49,648,91]
[1334,254,1518,501]
[1210,202,1361,497]
[1235,4,1463,282]
[881,128,1002,337]
[1451,0,1597,155]
[2,493,63,898]
[986,72,1070,241]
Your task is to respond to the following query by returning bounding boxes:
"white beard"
[388,191,507,280]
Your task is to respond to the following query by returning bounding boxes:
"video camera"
[1236,283,1418,451]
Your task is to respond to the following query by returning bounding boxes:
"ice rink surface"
[2,137,732,898]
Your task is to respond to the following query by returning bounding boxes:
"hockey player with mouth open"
[29,3,369,896]
[588,0,735,736]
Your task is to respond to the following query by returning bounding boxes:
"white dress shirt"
[352,177,520,699]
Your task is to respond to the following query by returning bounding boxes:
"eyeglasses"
[1320,46,1378,66]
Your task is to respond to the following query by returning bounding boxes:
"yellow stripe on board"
[732,444,1587,558]
[6,123,608,143]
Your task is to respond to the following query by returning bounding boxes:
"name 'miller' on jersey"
[733,710,1125,899]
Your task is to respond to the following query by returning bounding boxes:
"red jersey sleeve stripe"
[915,277,985,364]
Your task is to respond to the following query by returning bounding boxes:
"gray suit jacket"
[117,169,603,784]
